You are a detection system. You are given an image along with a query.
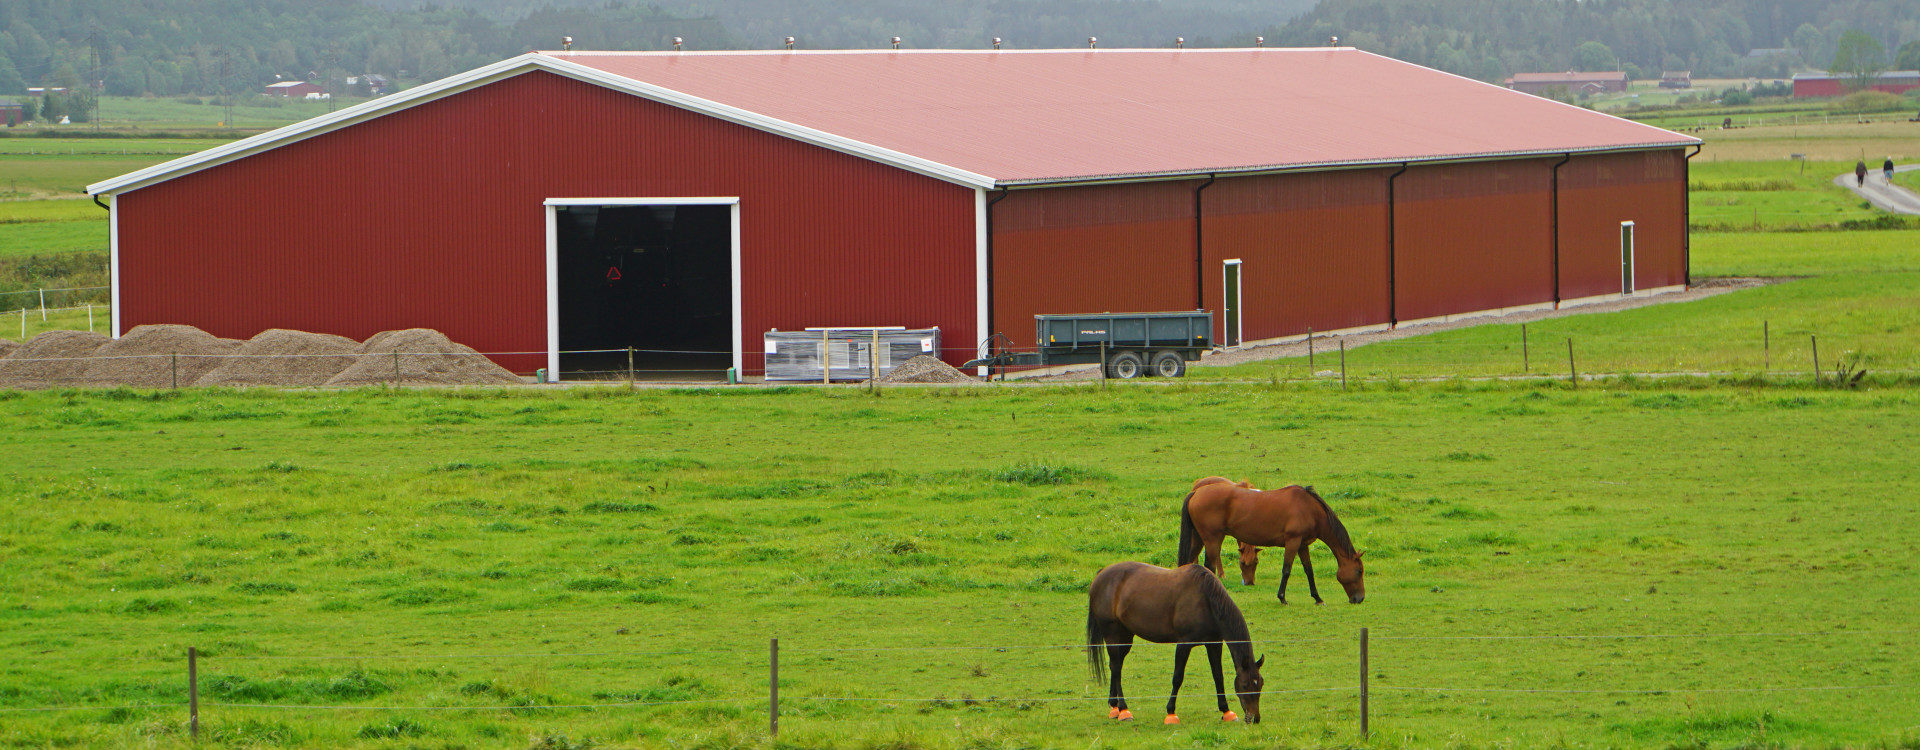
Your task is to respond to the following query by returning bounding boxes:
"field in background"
[1,381,1917,749]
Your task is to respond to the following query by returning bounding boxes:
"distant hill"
[0,0,1312,99]
[360,0,1319,50]
[1267,0,1920,82]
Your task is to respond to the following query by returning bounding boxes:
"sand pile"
[194,329,361,387]
[325,328,522,386]
[0,330,112,388]
[875,354,980,384]
[76,324,242,387]
[0,339,17,359]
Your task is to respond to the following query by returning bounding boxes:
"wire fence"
[5,627,1914,741]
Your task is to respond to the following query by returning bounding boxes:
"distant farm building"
[264,81,325,98]
[1506,71,1629,96]
[0,99,22,126]
[1792,71,1920,98]
[1659,71,1692,89]
[90,48,1698,379]
[345,75,392,95]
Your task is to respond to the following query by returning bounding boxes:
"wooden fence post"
[1521,324,1529,374]
[171,353,179,389]
[1099,341,1108,387]
[870,329,881,392]
[1359,628,1369,739]
[1339,339,1347,390]
[188,646,199,740]
[1566,338,1577,387]
[769,638,779,739]
[820,330,831,385]
[1811,335,1821,384]
[1307,327,1315,368]
[627,346,636,389]
[391,351,402,383]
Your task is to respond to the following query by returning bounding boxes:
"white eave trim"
[88,53,996,196]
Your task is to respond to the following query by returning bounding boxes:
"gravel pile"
[325,328,523,386]
[0,339,17,359]
[874,354,980,384]
[194,329,361,387]
[77,324,242,387]
[0,330,111,388]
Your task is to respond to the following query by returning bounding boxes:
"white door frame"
[1619,220,1636,295]
[543,197,742,382]
[1222,258,1243,347]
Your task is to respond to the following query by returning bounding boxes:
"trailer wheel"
[1106,351,1144,379]
[1150,350,1187,378]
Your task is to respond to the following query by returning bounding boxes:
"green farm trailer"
[964,311,1213,378]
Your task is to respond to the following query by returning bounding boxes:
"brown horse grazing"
[1086,562,1265,725]
[1178,483,1365,604]
[1192,476,1255,491]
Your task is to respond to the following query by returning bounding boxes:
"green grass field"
[1687,160,1903,231]
[2,381,1919,749]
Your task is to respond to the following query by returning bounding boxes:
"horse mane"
[1196,567,1252,645]
[1302,485,1357,557]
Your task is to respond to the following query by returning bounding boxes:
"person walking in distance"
[1886,156,1897,183]
[1856,160,1868,187]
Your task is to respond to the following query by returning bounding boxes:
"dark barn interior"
[556,204,731,379]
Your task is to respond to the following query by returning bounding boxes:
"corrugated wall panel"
[116,71,977,375]
[990,180,1198,351]
[1557,149,1687,298]
[1201,169,1391,341]
[1394,159,1555,321]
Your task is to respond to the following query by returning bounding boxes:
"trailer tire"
[1150,351,1187,378]
[1106,351,1144,379]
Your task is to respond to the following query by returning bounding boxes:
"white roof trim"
[88,53,995,195]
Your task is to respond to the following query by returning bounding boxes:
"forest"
[1268,0,1920,82]
[2,0,1918,102]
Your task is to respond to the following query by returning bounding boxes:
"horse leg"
[1107,641,1134,720]
[1164,643,1192,723]
[1277,545,1298,603]
[1206,642,1234,719]
[1204,537,1225,579]
[1299,544,1324,604]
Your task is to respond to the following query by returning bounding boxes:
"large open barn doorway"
[546,199,739,382]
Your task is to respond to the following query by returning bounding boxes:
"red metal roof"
[552,48,1695,185]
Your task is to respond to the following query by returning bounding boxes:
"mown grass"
[0,382,1916,749]
[1688,159,1919,231]
[1691,119,1920,162]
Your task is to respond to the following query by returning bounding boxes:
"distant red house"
[0,99,22,126]
[1792,71,1920,98]
[1659,71,1692,89]
[1506,71,1629,96]
[264,81,325,98]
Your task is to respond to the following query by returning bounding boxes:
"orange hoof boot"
[1115,709,1134,721]
[1221,711,1239,722]
[1107,706,1120,719]
[1164,714,1180,725]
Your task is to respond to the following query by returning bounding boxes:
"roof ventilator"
[561,35,573,52]
[891,36,902,50]
[672,37,683,51]
[1088,36,1098,49]
[1176,37,1185,49]
[785,36,795,50]
[992,37,1003,50]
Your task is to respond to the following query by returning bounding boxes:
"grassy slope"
[1,383,1918,750]
[1199,230,1920,381]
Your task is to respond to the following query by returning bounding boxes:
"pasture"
[1,382,1917,749]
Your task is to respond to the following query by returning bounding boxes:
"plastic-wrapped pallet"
[764,327,940,381]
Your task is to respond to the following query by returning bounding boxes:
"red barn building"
[89,48,1698,379]
[1792,71,1920,98]
[264,81,325,98]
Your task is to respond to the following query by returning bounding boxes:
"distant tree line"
[1266,0,1920,83]
[0,0,731,99]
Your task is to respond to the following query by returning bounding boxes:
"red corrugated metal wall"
[989,180,1198,350]
[1393,159,1555,322]
[1557,149,1687,298]
[1201,169,1391,342]
[115,71,977,374]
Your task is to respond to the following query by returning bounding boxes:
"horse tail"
[1086,608,1107,684]
[1177,490,1201,567]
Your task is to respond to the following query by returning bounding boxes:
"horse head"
[1335,550,1365,604]
[1235,542,1260,586]
[1233,654,1264,723]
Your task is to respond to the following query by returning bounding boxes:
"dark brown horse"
[1086,562,1265,724]
[1178,483,1365,604]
